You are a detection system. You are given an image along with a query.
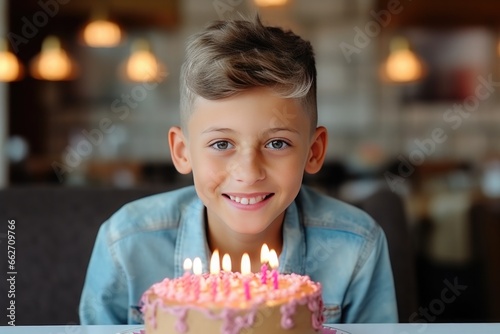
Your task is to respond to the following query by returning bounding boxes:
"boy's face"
[170,87,327,237]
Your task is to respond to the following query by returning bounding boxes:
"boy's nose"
[229,149,265,185]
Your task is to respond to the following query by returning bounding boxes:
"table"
[1,324,500,334]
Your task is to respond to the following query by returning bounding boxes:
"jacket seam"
[351,224,380,279]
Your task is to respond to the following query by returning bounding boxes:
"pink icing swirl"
[280,300,297,329]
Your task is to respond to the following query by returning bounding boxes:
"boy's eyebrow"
[264,127,300,135]
[201,127,299,135]
[201,127,235,134]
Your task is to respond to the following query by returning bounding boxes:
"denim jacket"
[79,185,398,324]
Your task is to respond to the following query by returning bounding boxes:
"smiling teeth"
[228,195,266,205]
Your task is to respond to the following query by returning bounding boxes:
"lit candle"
[222,253,232,272]
[210,250,221,274]
[241,253,251,301]
[260,244,270,285]
[183,258,193,275]
[183,258,192,294]
[222,253,232,297]
[210,250,220,300]
[269,249,279,290]
[193,257,202,300]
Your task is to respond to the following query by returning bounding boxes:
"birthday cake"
[141,269,324,334]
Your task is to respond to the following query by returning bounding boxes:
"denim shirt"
[79,185,398,325]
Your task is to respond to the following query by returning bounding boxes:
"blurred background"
[1,0,500,325]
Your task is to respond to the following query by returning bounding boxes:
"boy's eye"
[211,141,233,150]
[266,140,289,150]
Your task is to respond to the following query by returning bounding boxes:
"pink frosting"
[141,271,324,334]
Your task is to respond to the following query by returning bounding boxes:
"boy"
[79,16,397,325]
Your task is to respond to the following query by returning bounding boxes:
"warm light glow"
[83,19,121,47]
[497,39,500,57]
[385,50,423,82]
[269,249,279,269]
[241,253,251,275]
[30,36,77,81]
[222,253,232,272]
[260,244,270,263]
[254,0,288,7]
[210,250,221,275]
[193,257,202,275]
[0,39,22,81]
[0,55,22,82]
[125,39,164,82]
[183,258,192,272]
[382,37,424,83]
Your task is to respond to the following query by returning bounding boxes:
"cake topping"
[141,246,324,333]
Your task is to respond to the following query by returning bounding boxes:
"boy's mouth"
[222,193,274,205]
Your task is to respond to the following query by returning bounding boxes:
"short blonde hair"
[179,16,317,131]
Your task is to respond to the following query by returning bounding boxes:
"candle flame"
[222,253,232,272]
[210,250,220,275]
[193,257,202,275]
[269,249,279,269]
[260,243,270,263]
[183,258,192,272]
[241,253,251,275]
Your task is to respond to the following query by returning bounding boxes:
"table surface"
[2,324,500,334]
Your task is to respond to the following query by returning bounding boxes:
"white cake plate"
[117,326,350,334]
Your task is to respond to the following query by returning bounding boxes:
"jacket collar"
[280,199,307,275]
[175,195,306,277]
[175,196,211,278]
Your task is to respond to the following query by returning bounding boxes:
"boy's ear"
[305,126,328,174]
[168,126,192,174]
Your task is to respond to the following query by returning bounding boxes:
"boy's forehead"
[187,90,311,135]
[191,88,304,115]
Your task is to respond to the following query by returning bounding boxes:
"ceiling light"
[381,37,425,83]
[30,36,78,81]
[124,39,166,82]
[0,39,23,82]
[81,6,122,48]
[83,19,122,47]
[254,0,288,7]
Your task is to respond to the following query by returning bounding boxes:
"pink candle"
[260,263,268,285]
[211,275,218,300]
[222,254,232,297]
[241,253,251,301]
[193,276,200,300]
[193,257,202,300]
[183,258,192,295]
[272,269,279,290]
[224,273,231,297]
[260,244,270,285]
[244,277,251,301]
[269,249,279,290]
[210,250,220,301]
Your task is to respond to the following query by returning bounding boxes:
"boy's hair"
[179,15,317,131]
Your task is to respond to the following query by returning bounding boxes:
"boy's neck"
[205,212,284,273]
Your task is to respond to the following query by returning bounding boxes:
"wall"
[0,0,7,187]
[4,0,500,186]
